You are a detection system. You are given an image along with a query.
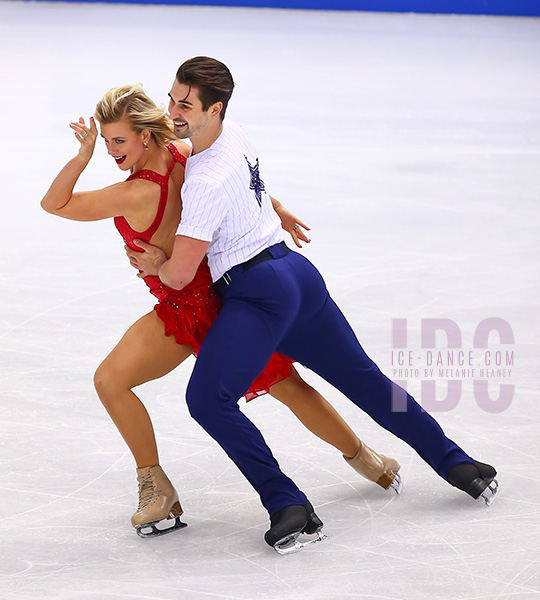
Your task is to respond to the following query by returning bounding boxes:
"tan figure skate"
[343,439,402,494]
[131,465,187,537]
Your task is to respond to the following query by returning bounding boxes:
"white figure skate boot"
[344,439,402,494]
[131,465,187,537]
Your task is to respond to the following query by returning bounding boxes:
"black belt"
[214,241,289,296]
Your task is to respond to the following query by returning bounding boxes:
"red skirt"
[145,261,294,401]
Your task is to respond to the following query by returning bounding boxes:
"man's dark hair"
[176,56,235,121]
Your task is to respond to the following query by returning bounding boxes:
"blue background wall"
[26,0,540,18]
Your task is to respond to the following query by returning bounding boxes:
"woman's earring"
[143,141,149,150]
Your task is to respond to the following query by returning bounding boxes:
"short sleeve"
[176,177,227,242]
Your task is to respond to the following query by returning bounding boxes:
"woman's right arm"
[41,117,140,222]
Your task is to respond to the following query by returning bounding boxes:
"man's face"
[168,80,212,140]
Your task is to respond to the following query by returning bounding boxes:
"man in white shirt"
[130,56,498,553]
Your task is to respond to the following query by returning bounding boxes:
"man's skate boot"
[343,439,402,494]
[264,501,327,555]
[131,465,187,537]
[447,460,499,506]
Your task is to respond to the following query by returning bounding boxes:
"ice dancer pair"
[42,58,499,555]
[41,84,407,553]
[130,57,499,554]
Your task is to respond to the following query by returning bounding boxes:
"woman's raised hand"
[69,116,98,161]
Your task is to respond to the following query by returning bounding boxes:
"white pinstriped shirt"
[177,121,284,282]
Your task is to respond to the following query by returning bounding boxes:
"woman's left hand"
[275,204,311,248]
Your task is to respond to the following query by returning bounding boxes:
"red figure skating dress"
[115,142,293,400]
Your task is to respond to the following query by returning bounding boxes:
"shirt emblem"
[244,155,265,206]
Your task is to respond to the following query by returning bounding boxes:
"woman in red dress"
[41,84,401,538]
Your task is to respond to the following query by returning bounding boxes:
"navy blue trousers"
[186,246,472,516]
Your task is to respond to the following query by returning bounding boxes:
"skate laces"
[136,471,158,512]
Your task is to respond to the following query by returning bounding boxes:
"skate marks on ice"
[1,1,540,598]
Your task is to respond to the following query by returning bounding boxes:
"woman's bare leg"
[270,366,402,491]
[94,310,193,468]
[270,366,360,458]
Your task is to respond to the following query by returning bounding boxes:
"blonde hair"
[94,84,175,146]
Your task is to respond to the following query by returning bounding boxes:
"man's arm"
[127,235,210,290]
[127,193,308,287]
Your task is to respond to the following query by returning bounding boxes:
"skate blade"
[136,516,187,539]
[389,472,403,495]
[480,478,500,507]
[273,530,328,555]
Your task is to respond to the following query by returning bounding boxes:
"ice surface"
[1,2,539,598]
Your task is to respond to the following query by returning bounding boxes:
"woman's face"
[100,119,147,171]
